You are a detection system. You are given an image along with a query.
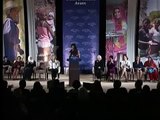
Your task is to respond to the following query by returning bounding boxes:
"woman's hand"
[148,40,153,45]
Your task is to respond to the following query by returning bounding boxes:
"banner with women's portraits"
[106,0,128,62]
[34,0,56,62]
[138,0,160,66]
[63,0,99,73]
[3,0,25,62]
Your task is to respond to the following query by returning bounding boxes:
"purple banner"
[63,0,99,73]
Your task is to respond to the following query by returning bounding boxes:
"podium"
[67,56,81,86]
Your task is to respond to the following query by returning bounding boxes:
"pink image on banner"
[34,0,56,62]
[106,0,128,61]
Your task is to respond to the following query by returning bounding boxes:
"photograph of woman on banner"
[3,0,24,62]
[106,4,127,61]
[35,7,55,62]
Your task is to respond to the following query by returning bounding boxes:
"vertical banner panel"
[106,0,128,61]
[3,0,26,62]
[138,0,160,65]
[63,0,99,73]
[34,0,56,62]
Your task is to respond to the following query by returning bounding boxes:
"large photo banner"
[63,0,99,73]
[3,0,25,62]
[106,0,128,61]
[34,0,56,62]
[138,0,160,65]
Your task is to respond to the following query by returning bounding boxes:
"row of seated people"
[3,55,61,80]
[93,54,160,82]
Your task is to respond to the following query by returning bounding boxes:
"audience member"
[13,80,30,119]
[129,79,143,96]
[1,77,159,119]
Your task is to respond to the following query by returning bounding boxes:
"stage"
[4,74,158,93]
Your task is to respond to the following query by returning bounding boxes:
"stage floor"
[4,74,158,93]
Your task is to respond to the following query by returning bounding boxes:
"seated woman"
[23,56,36,80]
[133,56,144,80]
[144,56,158,82]
[12,56,24,79]
[94,55,104,80]
[106,55,117,80]
[48,55,60,80]
[120,54,131,81]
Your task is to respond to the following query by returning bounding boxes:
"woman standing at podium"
[69,43,80,86]
[69,43,80,58]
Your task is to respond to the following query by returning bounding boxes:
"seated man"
[94,55,104,80]
[48,55,60,80]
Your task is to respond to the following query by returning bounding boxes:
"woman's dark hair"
[70,43,78,57]
[122,54,128,60]
[109,55,113,59]
[135,56,140,61]
[71,43,77,49]
[113,7,120,17]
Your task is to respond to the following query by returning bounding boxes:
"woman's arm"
[140,62,144,68]
[127,61,131,68]
[139,40,152,45]
[45,21,55,37]
[152,61,158,69]
[77,50,80,58]
[120,61,123,68]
